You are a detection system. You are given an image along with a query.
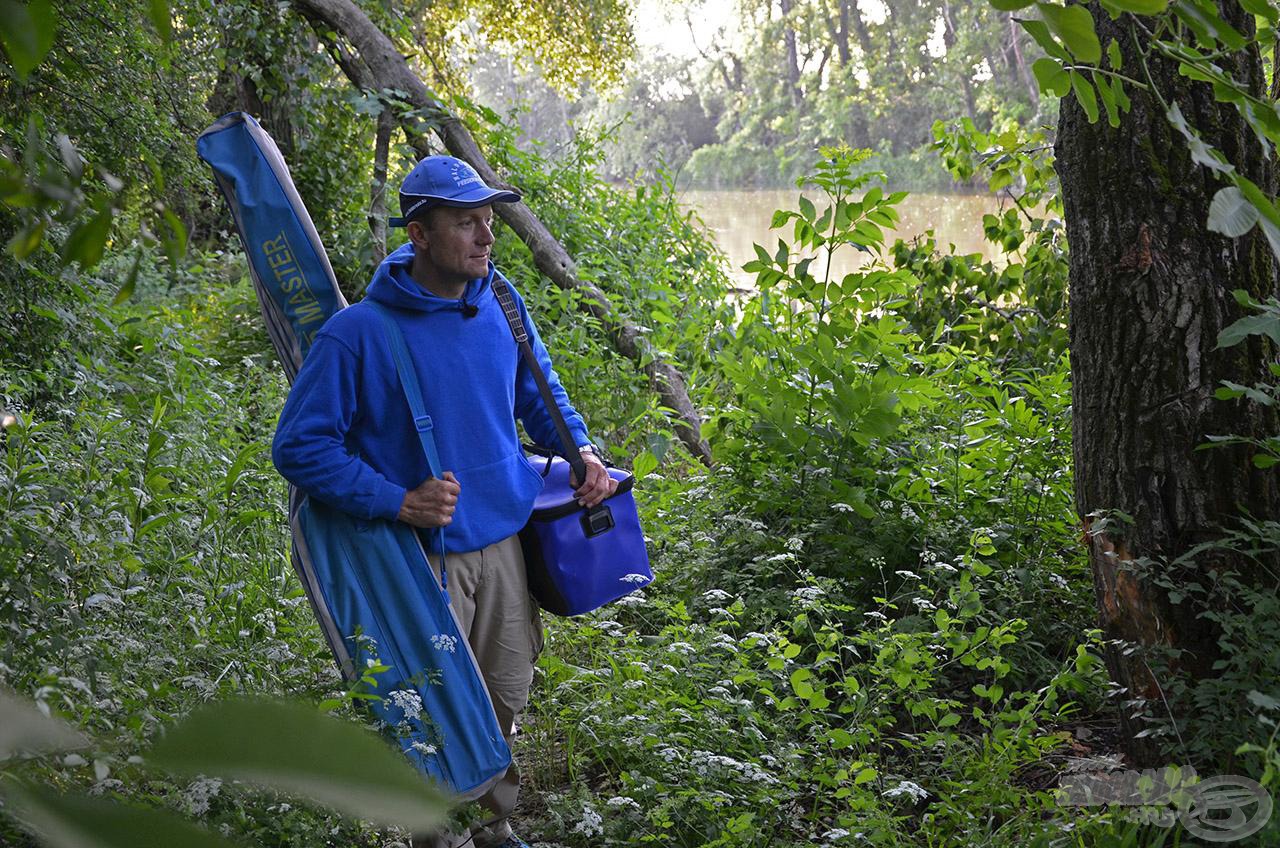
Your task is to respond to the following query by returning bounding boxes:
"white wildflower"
[822,829,851,842]
[786,536,804,552]
[411,741,438,756]
[831,502,856,513]
[182,776,223,817]
[619,573,649,584]
[572,805,603,837]
[701,589,733,603]
[883,780,929,802]
[666,642,695,655]
[624,679,645,690]
[387,688,424,716]
[430,633,458,653]
[606,796,641,810]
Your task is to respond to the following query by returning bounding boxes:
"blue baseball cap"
[389,155,521,227]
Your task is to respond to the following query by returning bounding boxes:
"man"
[272,155,616,848]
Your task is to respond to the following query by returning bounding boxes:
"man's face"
[411,204,495,287]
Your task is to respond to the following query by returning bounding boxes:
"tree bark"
[1057,2,1280,765]
[779,0,803,105]
[292,0,713,466]
[368,105,392,267]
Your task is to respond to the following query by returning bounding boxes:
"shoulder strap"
[489,268,588,484]
[368,302,443,481]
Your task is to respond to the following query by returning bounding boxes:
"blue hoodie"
[272,243,591,553]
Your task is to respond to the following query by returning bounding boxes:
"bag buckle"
[581,504,614,538]
[413,414,433,433]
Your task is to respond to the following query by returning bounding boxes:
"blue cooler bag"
[488,269,654,616]
[520,450,651,616]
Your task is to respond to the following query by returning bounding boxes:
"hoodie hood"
[365,243,491,313]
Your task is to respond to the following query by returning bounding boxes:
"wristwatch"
[578,443,606,463]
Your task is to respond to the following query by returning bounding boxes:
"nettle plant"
[713,147,938,518]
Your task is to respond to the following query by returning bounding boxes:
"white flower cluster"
[701,589,733,603]
[624,679,645,690]
[821,828,852,843]
[182,776,223,817]
[882,780,929,802]
[689,750,779,785]
[655,746,683,763]
[430,633,458,653]
[411,741,438,756]
[831,502,856,514]
[710,634,738,651]
[387,688,424,717]
[793,586,825,606]
[614,593,647,607]
[606,796,641,810]
[571,804,603,837]
[619,572,649,584]
[666,641,695,655]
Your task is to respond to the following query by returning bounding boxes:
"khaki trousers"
[421,533,543,848]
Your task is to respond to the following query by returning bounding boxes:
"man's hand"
[571,449,618,508]
[398,472,460,528]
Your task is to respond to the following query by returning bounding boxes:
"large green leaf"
[1038,2,1103,63]
[1031,57,1071,96]
[0,689,89,759]
[1207,186,1260,238]
[1106,0,1170,13]
[147,699,449,832]
[0,0,56,80]
[1218,312,1280,348]
[1,780,241,848]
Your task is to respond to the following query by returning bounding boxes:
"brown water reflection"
[679,189,1010,289]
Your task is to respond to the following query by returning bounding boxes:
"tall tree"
[1054,0,1280,764]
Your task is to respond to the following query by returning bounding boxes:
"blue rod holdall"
[196,112,511,799]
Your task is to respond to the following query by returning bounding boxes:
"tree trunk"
[1057,2,1280,765]
[368,105,392,268]
[779,0,803,105]
[292,0,713,467]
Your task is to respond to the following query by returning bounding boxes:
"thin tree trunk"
[369,105,392,267]
[293,0,713,466]
[780,0,803,105]
[1057,1,1280,766]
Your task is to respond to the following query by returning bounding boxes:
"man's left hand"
[572,449,618,508]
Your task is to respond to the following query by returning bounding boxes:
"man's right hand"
[397,472,460,528]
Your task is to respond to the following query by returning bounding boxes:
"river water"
[678,189,1008,289]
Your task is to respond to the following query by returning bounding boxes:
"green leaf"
[61,205,113,269]
[1107,38,1123,70]
[8,220,45,260]
[1019,18,1073,64]
[1217,313,1280,348]
[1093,71,1120,126]
[632,449,658,479]
[0,0,57,81]
[1070,71,1100,123]
[0,689,89,759]
[854,767,878,785]
[1107,0,1169,13]
[991,0,1035,7]
[1038,2,1102,63]
[1,780,240,848]
[1240,0,1279,23]
[789,669,815,699]
[1031,57,1071,96]
[112,249,144,305]
[1207,186,1260,238]
[147,699,449,832]
[147,0,171,43]
[798,195,816,223]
